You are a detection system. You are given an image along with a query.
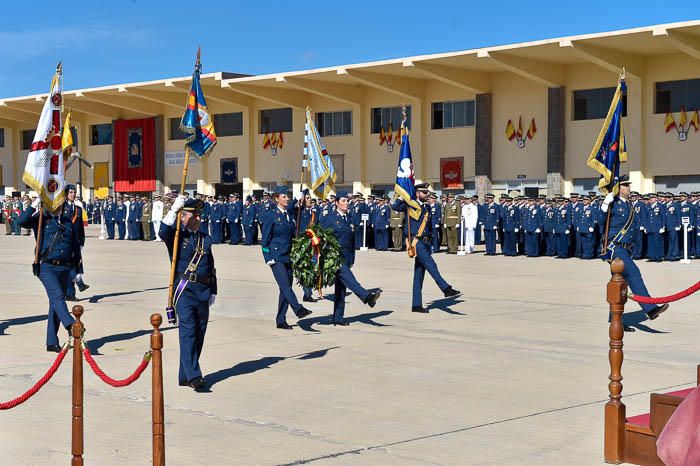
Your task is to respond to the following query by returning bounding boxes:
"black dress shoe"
[365,289,382,308]
[646,303,669,321]
[276,322,293,330]
[443,287,461,298]
[179,380,188,386]
[46,344,61,353]
[296,307,312,319]
[189,377,206,391]
[303,296,318,303]
[77,282,90,292]
[333,320,350,326]
[65,296,78,302]
[412,306,429,313]
[623,325,636,332]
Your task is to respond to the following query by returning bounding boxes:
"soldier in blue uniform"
[160,196,216,391]
[242,196,256,245]
[63,185,89,301]
[543,199,557,256]
[321,191,382,325]
[500,197,519,257]
[115,197,127,240]
[664,193,681,261]
[600,175,669,331]
[524,197,542,257]
[678,192,694,259]
[374,196,391,251]
[630,192,647,259]
[19,196,81,352]
[210,196,224,244]
[645,193,666,262]
[482,193,500,255]
[291,189,319,303]
[579,196,596,259]
[475,197,484,245]
[430,195,442,253]
[352,194,368,250]
[127,195,141,240]
[555,197,572,258]
[104,196,116,240]
[260,190,313,329]
[391,183,461,313]
[228,193,243,245]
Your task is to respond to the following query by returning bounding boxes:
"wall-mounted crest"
[263,131,284,156]
[665,107,699,141]
[505,117,536,149]
[379,124,402,153]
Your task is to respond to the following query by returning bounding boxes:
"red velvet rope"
[0,345,69,410]
[83,347,150,388]
[629,280,700,305]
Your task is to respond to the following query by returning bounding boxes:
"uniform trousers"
[117,221,126,240]
[412,241,450,307]
[484,228,497,255]
[153,220,162,241]
[555,232,570,258]
[106,221,115,239]
[647,232,664,261]
[611,246,656,313]
[229,221,241,244]
[545,232,556,256]
[464,228,475,253]
[211,221,222,244]
[666,229,681,260]
[269,262,303,325]
[244,225,254,245]
[333,264,371,322]
[580,232,594,259]
[39,264,75,346]
[632,229,645,259]
[175,286,209,384]
[375,228,389,251]
[525,232,540,257]
[502,231,517,256]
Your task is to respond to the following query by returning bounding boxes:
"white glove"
[443,224,447,228]
[565,230,570,234]
[296,191,304,201]
[171,195,186,213]
[660,228,665,233]
[603,193,615,205]
[234,219,239,223]
[31,198,42,209]
[675,226,681,231]
[266,259,276,266]
[640,226,645,231]
[535,228,541,233]
[589,227,594,233]
[208,295,216,307]
[492,226,497,230]
[514,228,519,233]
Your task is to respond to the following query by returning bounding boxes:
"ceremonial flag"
[180,48,217,157]
[263,132,271,149]
[690,110,700,131]
[277,131,284,149]
[379,127,386,145]
[587,77,627,194]
[62,111,74,156]
[393,112,421,220]
[22,63,66,212]
[386,123,393,146]
[680,107,688,128]
[664,113,676,133]
[516,116,523,140]
[526,118,537,140]
[304,108,336,200]
[505,119,516,141]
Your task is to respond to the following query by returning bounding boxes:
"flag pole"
[401,104,415,257]
[297,108,310,235]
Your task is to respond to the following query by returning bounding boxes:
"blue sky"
[0,1,694,97]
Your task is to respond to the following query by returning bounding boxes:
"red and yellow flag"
[516,116,523,140]
[262,131,271,149]
[386,123,393,145]
[680,106,688,128]
[277,132,284,149]
[379,127,386,145]
[505,120,516,140]
[690,110,700,131]
[526,118,537,140]
[664,113,676,133]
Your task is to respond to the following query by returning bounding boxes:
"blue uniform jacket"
[666,201,681,230]
[374,205,390,230]
[159,222,217,297]
[524,206,542,232]
[321,210,356,266]
[242,204,256,226]
[391,199,433,239]
[543,207,557,233]
[115,204,126,222]
[601,198,634,244]
[18,205,82,270]
[501,205,519,232]
[482,203,501,230]
[127,201,141,222]
[104,202,116,222]
[646,202,666,232]
[555,205,572,234]
[260,203,296,264]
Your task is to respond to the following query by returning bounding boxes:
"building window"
[432,100,475,129]
[21,129,36,150]
[90,124,112,145]
[315,111,352,136]
[169,117,188,140]
[655,78,700,114]
[214,112,243,137]
[68,126,78,150]
[329,154,344,184]
[371,106,411,133]
[259,108,293,134]
[573,87,627,120]
[0,128,4,148]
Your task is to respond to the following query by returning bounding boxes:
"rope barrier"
[0,342,70,410]
[628,280,700,305]
[83,343,151,388]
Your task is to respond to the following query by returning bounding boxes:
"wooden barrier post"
[150,313,165,466]
[605,258,626,464]
[71,305,85,466]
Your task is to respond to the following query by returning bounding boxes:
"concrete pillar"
[154,115,165,195]
[475,93,492,200]
[547,87,565,196]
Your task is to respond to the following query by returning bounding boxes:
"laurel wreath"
[290,224,342,290]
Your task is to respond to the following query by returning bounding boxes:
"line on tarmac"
[276,380,696,466]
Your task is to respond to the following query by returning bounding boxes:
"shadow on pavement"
[205,346,340,389]
[619,309,669,334]
[0,314,47,336]
[427,296,466,315]
[87,286,168,304]
[87,325,177,355]
[296,310,393,332]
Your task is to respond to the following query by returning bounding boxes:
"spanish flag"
[664,113,676,133]
[690,110,700,131]
[262,131,271,149]
[270,132,278,148]
[516,116,523,140]
[526,118,537,140]
[379,127,386,145]
[680,107,688,129]
[277,132,284,149]
[505,120,516,141]
[386,123,393,146]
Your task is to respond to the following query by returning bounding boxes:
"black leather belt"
[417,236,431,243]
[42,259,72,267]
[180,273,211,286]
[613,242,631,250]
